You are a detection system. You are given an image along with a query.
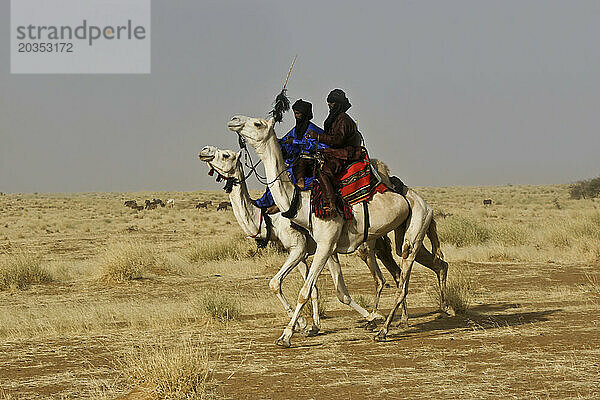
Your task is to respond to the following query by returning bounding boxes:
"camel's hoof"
[294,316,308,331]
[275,335,291,348]
[305,325,320,337]
[367,311,385,322]
[373,330,387,342]
[444,306,456,317]
[395,320,409,328]
[364,319,379,331]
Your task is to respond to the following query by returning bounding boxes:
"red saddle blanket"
[338,154,388,206]
[311,153,389,220]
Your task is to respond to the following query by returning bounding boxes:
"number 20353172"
[17,42,73,53]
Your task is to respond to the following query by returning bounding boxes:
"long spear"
[269,55,297,123]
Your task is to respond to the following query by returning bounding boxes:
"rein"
[248,208,263,238]
[236,132,298,187]
[255,212,272,249]
[208,162,272,250]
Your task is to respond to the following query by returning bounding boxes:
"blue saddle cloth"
[255,173,314,208]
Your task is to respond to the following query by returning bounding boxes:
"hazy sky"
[1,0,599,193]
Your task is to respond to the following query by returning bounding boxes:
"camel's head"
[227,115,275,148]
[198,145,241,179]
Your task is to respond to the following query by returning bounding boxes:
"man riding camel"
[255,99,324,213]
[305,89,363,213]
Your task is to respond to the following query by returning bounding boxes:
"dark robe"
[315,112,363,209]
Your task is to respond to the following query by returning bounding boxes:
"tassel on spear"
[238,56,297,150]
[269,55,297,123]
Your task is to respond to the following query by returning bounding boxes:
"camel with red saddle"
[228,115,454,347]
[198,145,442,336]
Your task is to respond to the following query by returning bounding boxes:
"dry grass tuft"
[315,283,328,318]
[0,389,18,400]
[429,264,474,314]
[0,252,52,291]
[185,236,253,263]
[99,241,172,282]
[200,290,241,322]
[122,338,214,400]
[445,265,474,313]
[438,216,491,247]
[584,273,600,295]
[491,223,529,246]
[354,294,372,311]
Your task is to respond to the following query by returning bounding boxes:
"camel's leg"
[326,253,379,321]
[402,191,453,316]
[375,208,433,340]
[403,220,454,317]
[425,219,454,316]
[296,260,321,335]
[275,235,340,348]
[269,247,310,331]
[393,226,410,325]
[357,241,386,316]
[374,235,402,288]
[413,246,452,315]
[379,225,450,325]
[388,227,446,325]
[374,250,417,341]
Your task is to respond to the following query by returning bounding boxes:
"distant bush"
[100,241,170,282]
[492,223,529,246]
[0,252,52,291]
[438,216,491,247]
[186,236,252,263]
[570,176,600,199]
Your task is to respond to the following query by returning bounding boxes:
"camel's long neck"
[255,134,296,212]
[228,165,264,238]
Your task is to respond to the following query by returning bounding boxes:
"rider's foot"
[266,205,280,214]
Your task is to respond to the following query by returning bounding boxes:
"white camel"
[198,145,410,334]
[228,115,453,346]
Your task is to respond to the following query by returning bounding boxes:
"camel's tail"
[427,218,444,265]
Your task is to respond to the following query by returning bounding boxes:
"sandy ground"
[1,190,599,399]
[1,260,599,399]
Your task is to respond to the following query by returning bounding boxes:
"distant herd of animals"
[193,200,231,210]
[123,198,231,211]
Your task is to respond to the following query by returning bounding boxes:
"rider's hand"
[305,131,317,140]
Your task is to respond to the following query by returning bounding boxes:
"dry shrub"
[354,294,372,311]
[492,223,529,246]
[438,215,491,247]
[0,388,17,400]
[0,252,52,291]
[200,291,241,322]
[99,241,171,282]
[584,273,600,295]
[186,236,253,263]
[572,216,600,241]
[429,264,474,314]
[122,338,214,400]
[314,282,328,319]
